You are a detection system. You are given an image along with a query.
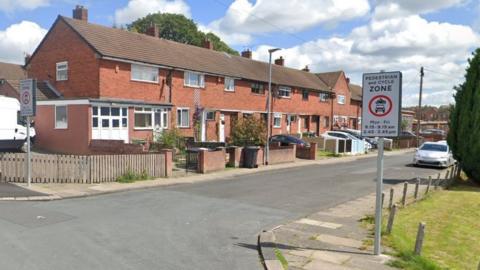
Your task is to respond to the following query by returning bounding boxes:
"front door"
[219,113,225,142]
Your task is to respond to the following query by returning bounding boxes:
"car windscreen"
[420,144,448,152]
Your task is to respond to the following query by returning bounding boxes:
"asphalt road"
[0,152,443,270]
[0,183,46,197]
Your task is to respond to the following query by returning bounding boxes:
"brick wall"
[332,72,361,129]
[27,19,100,98]
[89,139,145,154]
[197,148,226,173]
[268,144,296,164]
[296,142,317,160]
[0,82,19,100]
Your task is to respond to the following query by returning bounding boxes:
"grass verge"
[317,150,340,158]
[117,169,151,183]
[275,248,289,270]
[383,181,480,270]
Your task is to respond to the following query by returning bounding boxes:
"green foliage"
[401,119,409,131]
[448,48,480,183]
[152,128,185,151]
[274,248,288,270]
[388,251,441,270]
[127,13,238,55]
[117,169,150,183]
[230,117,267,146]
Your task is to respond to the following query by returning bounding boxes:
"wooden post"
[386,204,397,234]
[414,177,420,201]
[426,175,432,194]
[382,192,385,208]
[414,222,426,255]
[444,169,450,187]
[435,173,441,190]
[456,163,461,179]
[388,188,394,209]
[402,182,408,207]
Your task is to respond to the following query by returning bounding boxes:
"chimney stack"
[24,54,31,65]
[346,77,350,84]
[146,23,159,37]
[274,56,284,66]
[73,5,88,21]
[241,49,252,59]
[203,38,213,50]
[302,65,310,72]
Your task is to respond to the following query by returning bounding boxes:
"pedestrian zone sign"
[361,71,402,137]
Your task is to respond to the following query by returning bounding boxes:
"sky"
[0,0,479,107]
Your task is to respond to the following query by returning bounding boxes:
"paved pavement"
[0,183,46,197]
[0,152,442,270]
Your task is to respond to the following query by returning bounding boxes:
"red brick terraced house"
[25,7,342,154]
[316,71,362,130]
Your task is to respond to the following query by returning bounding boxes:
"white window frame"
[319,93,329,102]
[134,107,154,129]
[92,106,128,130]
[54,105,68,129]
[177,108,190,128]
[224,77,235,92]
[337,95,346,104]
[302,89,309,101]
[131,64,159,83]
[251,82,265,94]
[184,71,205,88]
[56,61,68,81]
[205,111,215,121]
[278,86,291,98]
[273,113,282,128]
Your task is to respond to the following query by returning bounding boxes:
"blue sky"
[0,0,479,106]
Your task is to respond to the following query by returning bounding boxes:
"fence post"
[426,176,432,194]
[386,204,397,234]
[402,182,408,207]
[382,192,385,208]
[435,173,441,190]
[389,188,394,209]
[414,222,426,255]
[456,163,462,179]
[414,177,420,201]
[444,169,450,187]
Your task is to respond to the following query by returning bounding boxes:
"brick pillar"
[292,144,297,161]
[198,149,207,173]
[227,146,243,168]
[161,149,173,177]
[309,142,317,160]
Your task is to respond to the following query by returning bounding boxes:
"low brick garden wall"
[296,142,317,160]
[197,148,226,173]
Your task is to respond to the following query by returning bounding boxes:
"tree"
[230,117,267,146]
[127,13,238,55]
[447,48,480,183]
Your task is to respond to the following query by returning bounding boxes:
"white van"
[0,95,36,151]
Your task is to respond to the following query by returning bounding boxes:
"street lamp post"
[266,48,281,165]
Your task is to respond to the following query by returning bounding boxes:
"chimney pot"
[241,49,252,59]
[302,65,310,72]
[146,23,159,37]
[203,38,213,50]
[73,5,88,21]
[274,56,285,66]
[346,77,350,84]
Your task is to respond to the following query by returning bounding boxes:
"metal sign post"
[362,71,402,255]
[19,79,36,187]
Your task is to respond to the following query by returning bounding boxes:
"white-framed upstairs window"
[177,108,190,128]
[337,95,346,104]
[56,61,68,81]
[273,113,282,128]
[184,71,205,88]
[319,92,329,102]
[278,86,291,98]
[224,77,235,92]
[55,105,68,129]
[131,64,159,83]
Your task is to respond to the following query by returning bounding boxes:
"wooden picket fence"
[0,152,167,184]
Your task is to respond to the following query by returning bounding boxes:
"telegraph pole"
[416,67,424,147]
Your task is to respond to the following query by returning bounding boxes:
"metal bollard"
[414,177,420,201]
[389,188,394,209]
[402,182,408,207]
[414,222,426,255]
[426,175,432,194]
[386,204,397,234]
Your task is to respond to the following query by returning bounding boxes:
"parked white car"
[0,95,36,151]
[413,142,454,168]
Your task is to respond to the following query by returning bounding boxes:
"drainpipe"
[330,89,335,131]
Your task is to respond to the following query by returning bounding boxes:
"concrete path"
[259,171,450,270]
[0,183,46,198]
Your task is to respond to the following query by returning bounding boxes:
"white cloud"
[0,21,47,64]
[114,0,191,26]
[0,0,49,13]
[253,14,478,106]
[376,0,466,15]
[207,0,370,45]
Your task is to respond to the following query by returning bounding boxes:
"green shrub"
[151,128,185,151]
[230,117,267,146]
